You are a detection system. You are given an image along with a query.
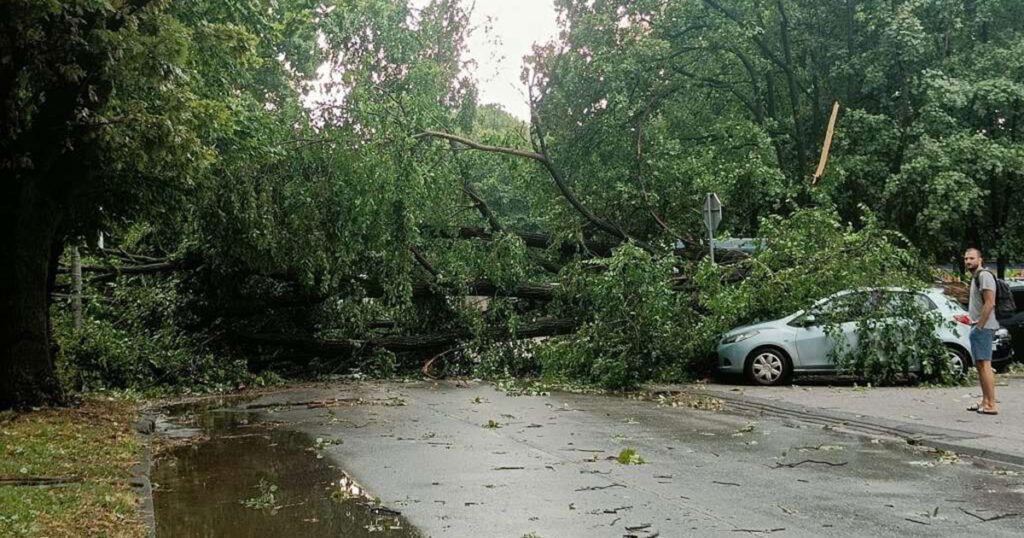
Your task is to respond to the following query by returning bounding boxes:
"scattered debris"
[960,508,1022,522]
[737,422,757,434]
[617,448,646,465]
[772,460,849,469]
[313,437,342,449]
[653,392,724,411]
[575,483,626,492]
[589,505,633,515]
[0,476,84,486]
[240,479,279,512]
[332,471,374,502]
[245,396,406,410]
[795,444,844,452]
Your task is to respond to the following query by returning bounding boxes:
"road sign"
[703,193,722,264]
[703,193,722,233]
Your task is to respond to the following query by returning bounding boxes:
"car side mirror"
[798,314,817,327]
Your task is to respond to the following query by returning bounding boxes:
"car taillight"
[953,314,972,326]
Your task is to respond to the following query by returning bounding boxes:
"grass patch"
[0,398,145,537]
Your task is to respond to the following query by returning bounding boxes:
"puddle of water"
[152,406,421,538]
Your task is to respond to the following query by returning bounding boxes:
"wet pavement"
[663,376,1024,467]
[148,380,1024,537]
[151,399,420,537]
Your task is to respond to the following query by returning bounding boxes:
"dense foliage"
[7,0,1024,405]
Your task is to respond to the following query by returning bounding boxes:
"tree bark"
[455,226,614,257]
[0,188,65,409]
[774,0,809,179]
[72,247,82,335]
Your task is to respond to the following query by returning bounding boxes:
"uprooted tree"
[6,0,1024,407]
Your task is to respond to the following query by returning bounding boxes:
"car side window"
[866,291,934,316]
[913,293,936,311]
[817,292,869,323]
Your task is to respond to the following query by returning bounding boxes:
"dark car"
[1000,281,1024,364]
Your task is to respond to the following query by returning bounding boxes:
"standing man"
[964,248,999,415]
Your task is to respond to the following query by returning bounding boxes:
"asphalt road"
[219,381,1024,537]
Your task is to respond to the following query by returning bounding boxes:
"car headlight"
[721,330,760,345]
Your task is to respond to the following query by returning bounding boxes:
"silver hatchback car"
[716,288,1013,385]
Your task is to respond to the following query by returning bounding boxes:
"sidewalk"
[656,375,1024,468]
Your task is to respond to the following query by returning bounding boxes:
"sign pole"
[703,193,722,265]
[709,218,715,264]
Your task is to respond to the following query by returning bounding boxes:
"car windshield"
[943,296,965,312]
[811,290,934,323]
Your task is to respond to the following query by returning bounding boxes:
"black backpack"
[973,269,1018,319]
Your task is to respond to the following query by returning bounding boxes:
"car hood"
[722,314,798,336]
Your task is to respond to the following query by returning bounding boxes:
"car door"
[1010,287,1024,358]
[793,292,865,370]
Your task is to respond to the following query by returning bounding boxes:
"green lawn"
[0,398,145,537]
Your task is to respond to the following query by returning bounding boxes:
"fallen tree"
[232,317,579,354]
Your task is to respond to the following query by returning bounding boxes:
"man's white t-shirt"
[969,270,1000,330]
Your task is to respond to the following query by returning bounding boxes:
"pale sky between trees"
[416,0,559,120]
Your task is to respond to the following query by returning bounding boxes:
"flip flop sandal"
[977,408,999,415]
[967,403,982,411]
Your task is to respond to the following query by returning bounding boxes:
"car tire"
[944,345,971,379]
[744,347,792,386]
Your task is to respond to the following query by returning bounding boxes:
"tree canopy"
[4,0,1024,407]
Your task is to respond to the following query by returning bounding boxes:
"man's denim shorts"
[969,327,996,361]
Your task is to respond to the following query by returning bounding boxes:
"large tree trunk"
[0,189,65,409]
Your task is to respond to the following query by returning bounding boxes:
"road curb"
[656,386,1024,469]
[132,412,158,538]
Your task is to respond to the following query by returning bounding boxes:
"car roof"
[814,287,963,306]
[813,287,932,304]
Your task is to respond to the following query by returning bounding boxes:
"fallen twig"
[959,508,1021,523]
[0,476,83,486]
[960,508,987,521]
[772,460,848,469]
[575,483,626,492]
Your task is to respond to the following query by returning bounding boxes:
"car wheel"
[944,345,970,379]
[745,347,792,386]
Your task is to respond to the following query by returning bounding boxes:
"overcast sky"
[414,0,560,120]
